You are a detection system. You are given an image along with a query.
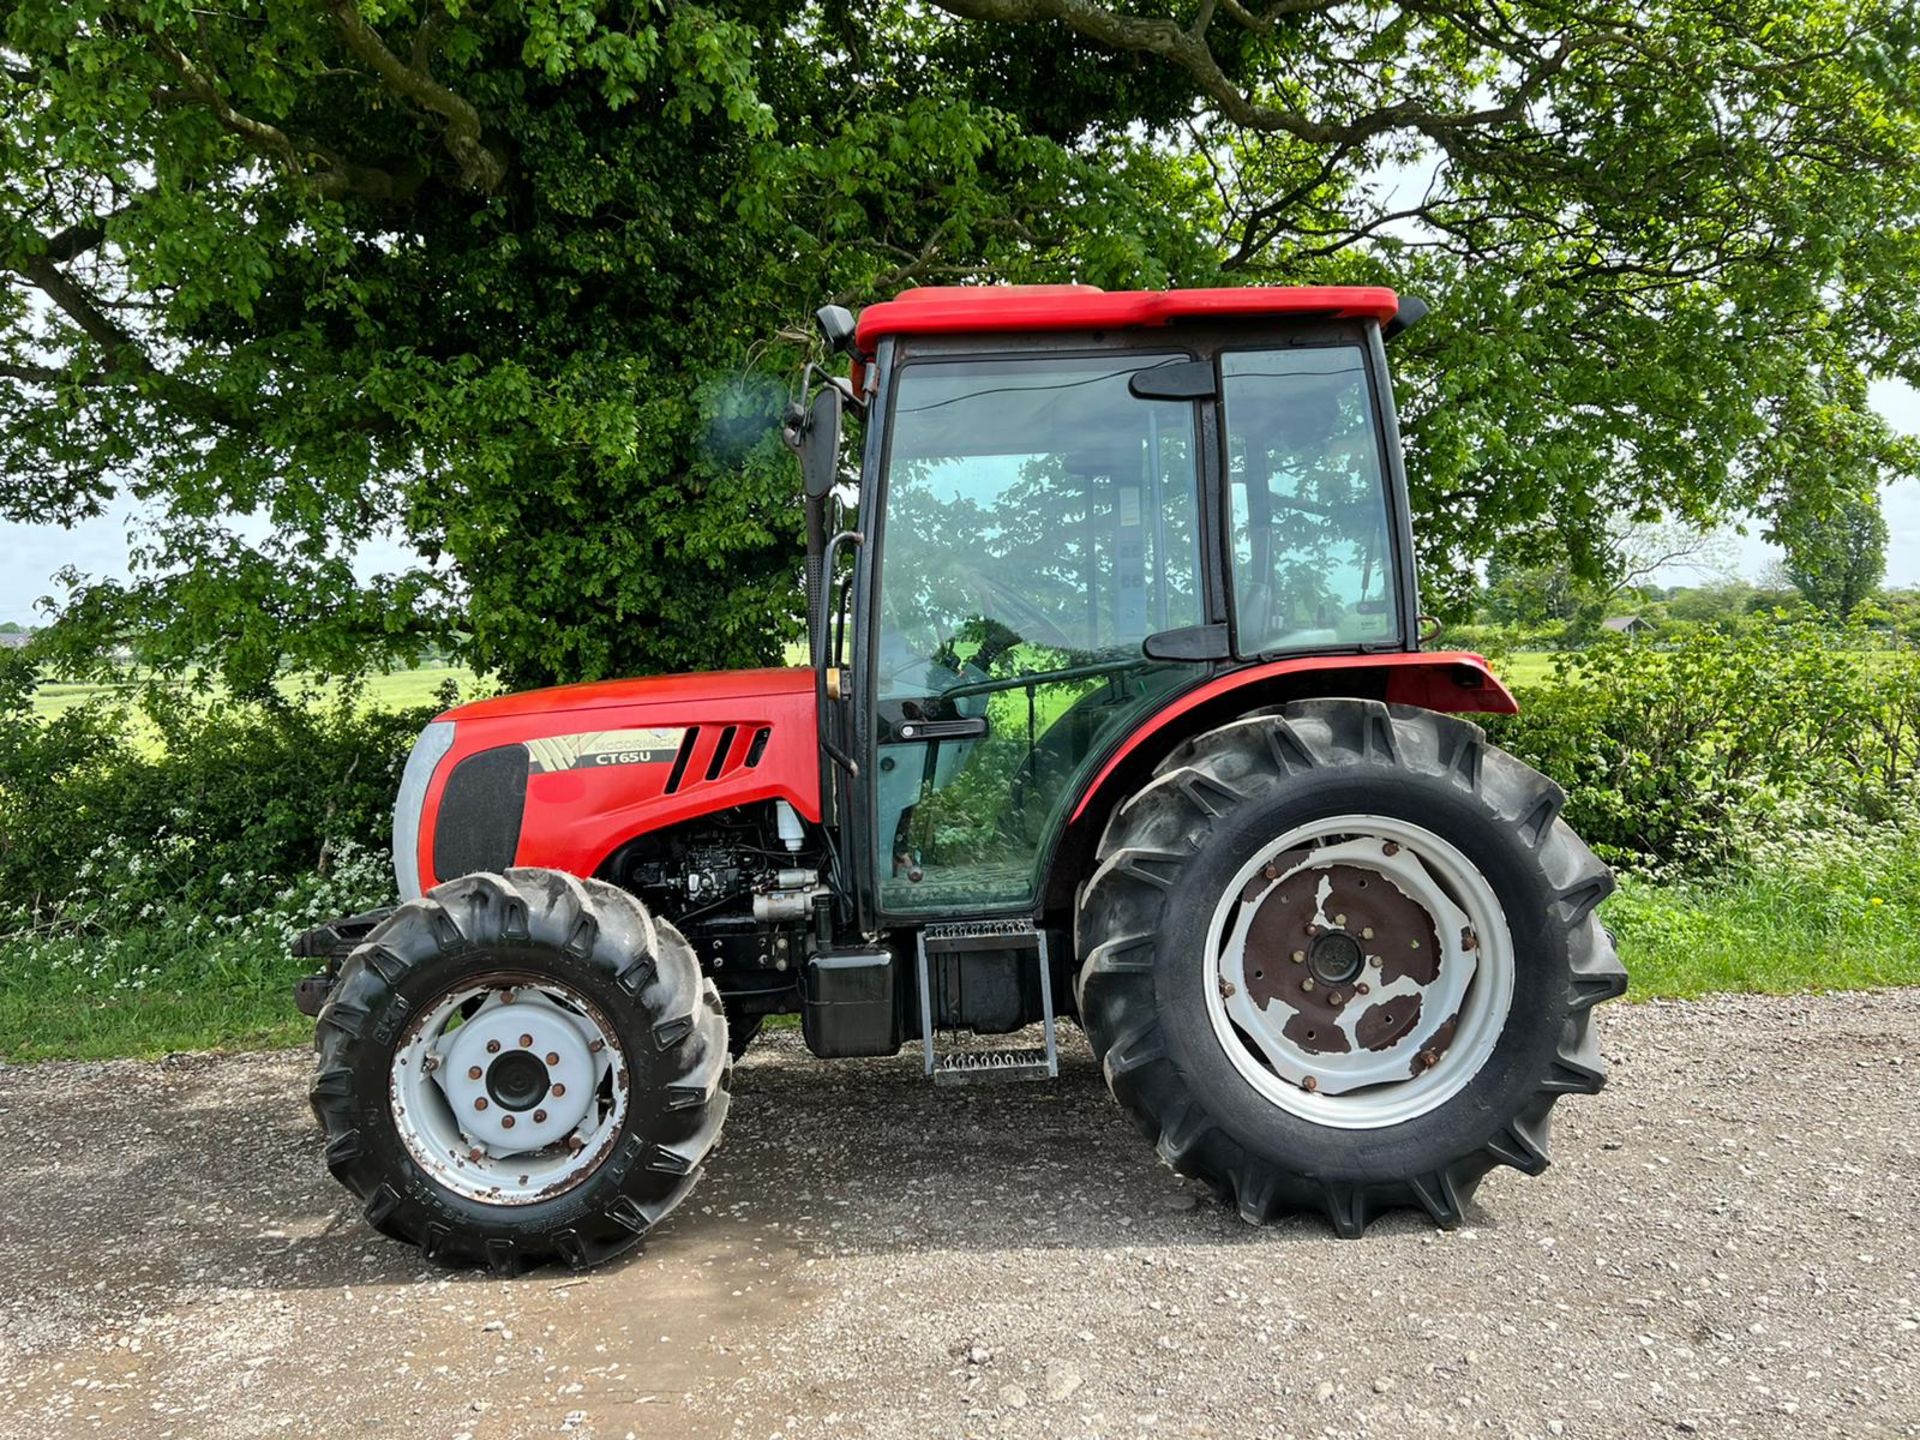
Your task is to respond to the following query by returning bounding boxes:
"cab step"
[915,919,1059,1084]
[932,1047,1053,1086]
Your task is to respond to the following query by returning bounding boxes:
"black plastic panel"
[432,745,529,881]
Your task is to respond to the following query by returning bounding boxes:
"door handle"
[895,716,990,742]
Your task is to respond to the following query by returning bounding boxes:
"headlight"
[392,721,457,901]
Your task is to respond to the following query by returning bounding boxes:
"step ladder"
[915,919,1059,1085]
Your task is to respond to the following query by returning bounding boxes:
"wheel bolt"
[468,1064,483,1080]
[1334,913,1347,927]
[468,1146,485,1162]
[486,1039,501,1054]
[1383,841,1400,856]
[551,1082,567,1098]
[501,1114,515,1129]
[545,1051,560,1066]
[1368,955,1382,968]
[1301,977,1316,992]
[1358,983,1371,995]
[1361,927,1374,940]
[566,1135,585,1155]
[519,1033,534,1048]
[474,1097,489,1110]
[1331,992,1346,1007]
[1291,950,1305,963]
[588,1039,604,1054]
[1301,1075,1319,1093]
[533,1108,548,1123]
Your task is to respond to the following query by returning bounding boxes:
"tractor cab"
[796,286,1422,922]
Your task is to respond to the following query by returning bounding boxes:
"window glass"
[1221,348,1397,654]
[873,353,1204,911]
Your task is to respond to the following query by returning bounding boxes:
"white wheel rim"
[1202,814,1514,1131]
[390,976,628,1205]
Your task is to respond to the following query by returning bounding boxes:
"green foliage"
[0,686,433,1059]
[3,0,1919,682]
[0,688,430,918]
[1488,625,1920,870]
[1781,485,1891,618]
[1608,818,1920,999]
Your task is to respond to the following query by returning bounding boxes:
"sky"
[2,382,1916,628]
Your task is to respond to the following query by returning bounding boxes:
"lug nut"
[1334,913,1347,927]
[468,1146,485,1162]
[1331,992,1346,1008]
[1301,1076,1319,1093]
[1301,977,1316,992]
[467,1065,483,1080]
[588,1039,605,1054]
[533,1109,548,1123]
[1291,950,1305,963]
[474,1097,489,1111]
[1368,955,1383,968]
[499,989,515,1003]
[501,1114,515,1129]
[1358,983,1371,995]
[1361,927,1374,940]
[518,1033,533,1048]
[545,1051,560,1066]
[1383,841,1400,856]
[551,1082,567,1098]
[486,1039,501,1054]
[421,1055,439,1074]
[566,1135,585,1155]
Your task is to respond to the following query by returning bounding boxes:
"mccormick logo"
[524,728,686,774]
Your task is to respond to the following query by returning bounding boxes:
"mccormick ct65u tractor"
[295,284,1625,1272]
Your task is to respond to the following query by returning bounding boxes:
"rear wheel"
[309,868,730,1272]
[1076,699,1625,1235]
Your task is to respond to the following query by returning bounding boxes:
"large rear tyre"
[309,868,730,1272]
[1076,699,1626,1236]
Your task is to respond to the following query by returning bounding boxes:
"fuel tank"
[399,668,821,898]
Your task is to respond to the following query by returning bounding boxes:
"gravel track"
[1,989,1916,1440]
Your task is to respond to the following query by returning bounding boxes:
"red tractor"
[296,284,1625,1271]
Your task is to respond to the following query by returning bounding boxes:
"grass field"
[31,663,480,724]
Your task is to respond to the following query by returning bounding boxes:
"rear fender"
[1043,652,1514,911]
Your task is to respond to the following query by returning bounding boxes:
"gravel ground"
[1,989,1916,1440]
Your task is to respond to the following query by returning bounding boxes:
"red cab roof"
[854,284,1400,353]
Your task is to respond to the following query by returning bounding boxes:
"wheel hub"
[1307,930,1364,986]
[485,1050,551,1112]
[1210,822,1510,1124]
[390,980,626,1204]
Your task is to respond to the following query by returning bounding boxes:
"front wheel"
[1076,699,1626,1235]
[309,869,730,1272]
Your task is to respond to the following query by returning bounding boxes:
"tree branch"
[926,0,1628,150]
[321,0,508,192]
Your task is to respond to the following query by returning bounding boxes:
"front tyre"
[309,868,729,1272]
[1076,699,1626,1236]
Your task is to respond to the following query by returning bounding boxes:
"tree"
[3,0,1919,687]
[1780,486,1890,618]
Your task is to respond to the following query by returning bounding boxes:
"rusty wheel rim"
[1203,815,1513,1130]
[389,975,628,1205]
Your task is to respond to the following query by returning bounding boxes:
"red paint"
[1068,652,1517,823]
[855,284,1400,353]
[415,668,820,892]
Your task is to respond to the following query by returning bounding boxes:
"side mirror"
[798,385,843,499]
